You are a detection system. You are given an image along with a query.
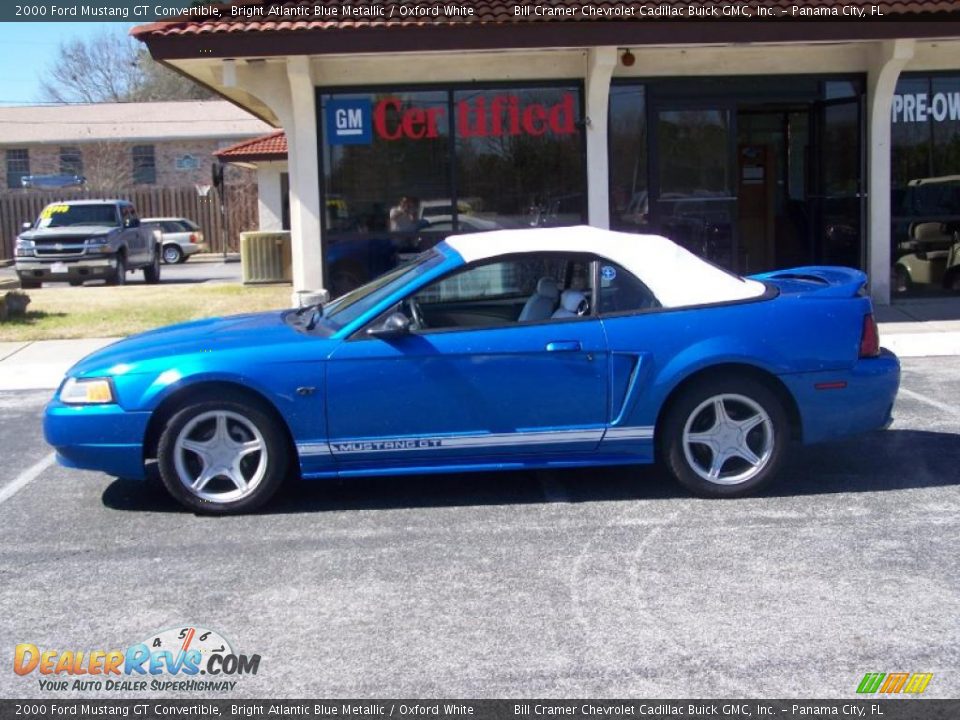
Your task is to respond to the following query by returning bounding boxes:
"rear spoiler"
[750,266,868,298]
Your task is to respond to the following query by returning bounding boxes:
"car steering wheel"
[407,296,426,329]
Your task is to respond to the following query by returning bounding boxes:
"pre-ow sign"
[326,93,577,145]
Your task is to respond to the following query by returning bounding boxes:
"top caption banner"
[4,701,960,720]
[3,1,947,22]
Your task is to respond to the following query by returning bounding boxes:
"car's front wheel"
[659,375,788,498]
[143,249,161,284]
[107,254,126,286]
[157,398,289,514]
[162,244,183,264]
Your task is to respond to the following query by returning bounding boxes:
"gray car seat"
[551,289,589,319]
[518,277,560,321]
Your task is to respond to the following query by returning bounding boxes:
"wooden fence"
[0,184,259,261]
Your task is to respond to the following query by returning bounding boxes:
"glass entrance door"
[811,93,865,268]
[651,106,738,270]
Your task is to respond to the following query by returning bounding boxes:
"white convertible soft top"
[443,225,767,309]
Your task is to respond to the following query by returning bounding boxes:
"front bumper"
[781,348,901,445]
[44,399,150,480]
[17,256,117,281]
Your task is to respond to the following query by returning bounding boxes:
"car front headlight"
[15,237,34,257]
[85,236,112,253]
[60,377,115,405]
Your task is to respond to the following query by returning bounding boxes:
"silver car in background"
[141,217,206,264]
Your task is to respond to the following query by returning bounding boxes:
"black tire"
[18,276,41,289]
[156,397,289,514]
[945,270,960,293]
[106,253,126,286]
[162,244,183,264]
[894,265,911,294]
[144,248,161,284]
[658,374,789,498]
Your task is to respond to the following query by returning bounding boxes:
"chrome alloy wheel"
[682,393,774,486]
[173,410,267,503]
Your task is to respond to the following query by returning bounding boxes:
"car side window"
[408,254,595,332]
[162,221,182,233]
[597,261,660,314]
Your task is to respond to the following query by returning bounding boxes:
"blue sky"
[0,22,136,105]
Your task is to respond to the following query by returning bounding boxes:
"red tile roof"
[215,130,287,162]
[131,0,960,38]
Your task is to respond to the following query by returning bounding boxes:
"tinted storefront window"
[319,85,584,296]
[891,75,960,296]
[609,85,649,233]
[609,77,865,275]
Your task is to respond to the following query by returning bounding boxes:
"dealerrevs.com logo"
[856,672,934,695]
[13,626,261,693]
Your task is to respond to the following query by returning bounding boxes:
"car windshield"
[37,203,118,229]
[322,250,443,329]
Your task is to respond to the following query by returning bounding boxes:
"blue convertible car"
[44,227,900,513]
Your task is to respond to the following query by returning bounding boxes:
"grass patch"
[0,283,293,341]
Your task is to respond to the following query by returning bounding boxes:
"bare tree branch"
[40,29,211,105]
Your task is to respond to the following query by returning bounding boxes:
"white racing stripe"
[604,426,655,440]
[0,452,55,506]
[299,426,655,457]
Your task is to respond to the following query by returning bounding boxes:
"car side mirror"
[366,311,411,339]
[21,221,32,231]
[124,217,140,228]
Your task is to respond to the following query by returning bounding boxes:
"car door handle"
[545,341,582,352]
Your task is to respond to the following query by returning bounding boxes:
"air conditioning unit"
[240,231,292,284]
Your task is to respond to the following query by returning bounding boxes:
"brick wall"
[2,139,255,190]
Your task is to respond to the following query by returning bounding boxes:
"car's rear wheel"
[143,249,161,284]
[162,244,183,264]
[659,376,788,498]
[157,398,288,514]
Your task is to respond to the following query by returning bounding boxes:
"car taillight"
[189,233,198,244]
[859,313,880,358]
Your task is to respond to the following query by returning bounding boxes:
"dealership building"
[133,4,960,304]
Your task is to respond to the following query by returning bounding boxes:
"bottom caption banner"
[1,701,958,720]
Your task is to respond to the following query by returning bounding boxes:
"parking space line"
[0,452,55,506]
[899,387,960,418]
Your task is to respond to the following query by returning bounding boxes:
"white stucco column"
[585,47,617,229]
[256,162,285,232]
[867,39,914,306]
[285,56,325,304]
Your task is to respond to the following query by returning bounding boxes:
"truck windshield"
[37,203,119,229]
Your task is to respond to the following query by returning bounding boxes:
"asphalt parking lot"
[0,357,958,699]
[0,256,242,286]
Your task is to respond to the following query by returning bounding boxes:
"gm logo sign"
[326,98,371,145]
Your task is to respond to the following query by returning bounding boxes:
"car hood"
[21,225,116,239]
[69,310,315,377]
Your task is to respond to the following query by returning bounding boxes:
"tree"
[40,29,212,104]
